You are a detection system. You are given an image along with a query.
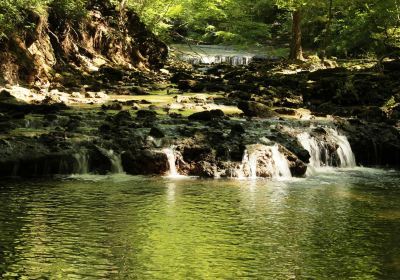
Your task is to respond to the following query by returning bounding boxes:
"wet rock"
[121,149,168,175]
[86,146,113,175]
[238,101,277,118]
[338,120,400,166]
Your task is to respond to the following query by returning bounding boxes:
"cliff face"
[0,0,168,85]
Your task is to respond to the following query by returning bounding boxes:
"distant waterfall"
[178,54,253,66]
[239,144,292,179]
[163,147,180,177]
[297,128,356,171]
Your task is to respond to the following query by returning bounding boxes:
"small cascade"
[297,128,356,171]
[162,147,180,177]
[241,149,258,179]
[73,150,89,174]
[297,132,327,169]
[98,148,124,174]
[238,144,292,179]
[106,150,124,174]
[328,128,356,168]
[270,145,292,179]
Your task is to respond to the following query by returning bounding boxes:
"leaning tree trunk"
[289,9,304,60]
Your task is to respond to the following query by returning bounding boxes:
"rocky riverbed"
[1,57,400,178]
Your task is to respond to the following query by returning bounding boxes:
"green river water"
[1,168,399,279]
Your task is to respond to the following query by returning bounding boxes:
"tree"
[275,0,308,60]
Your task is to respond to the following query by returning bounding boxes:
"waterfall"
[239,144,292,179]
[163,147,180,177]
[297,132,326,169]
[178,54,253,65]
[270,145,292,179]
[297,128,356,171]
[105,149,124,174]
[327,128,356,168]
[73,150,89,174]
[241,149,258,179]
[98,148,124,174]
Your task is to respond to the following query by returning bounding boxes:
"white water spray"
[239,144,292,179]
[270,144,292,179]
[163,147,180,177]
[297,128,356,172]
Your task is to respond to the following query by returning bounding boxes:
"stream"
[1,168,399,279]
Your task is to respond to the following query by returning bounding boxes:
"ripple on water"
[0,168,400,279]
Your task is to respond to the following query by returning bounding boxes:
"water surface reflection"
[0,168,399,279]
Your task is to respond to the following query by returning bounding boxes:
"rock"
[149,126,165,138]
[114,110,133,124]
[274,108,298,116]
[71,92,84,98]
[171,71,193,83]
[131,103,141,110]
[281,96,303,108]
[121,150,168,175]
[357,106,388,123]
[188,109,225,121]
[230,123,245,135]
[160,68,170,75]
[99,66,125,81]
[238,101,278,118]
[177,79,203,92]
[130,86,149,95]
[101,102,123,110]
[175,95,191,103]
[136,110,157,120]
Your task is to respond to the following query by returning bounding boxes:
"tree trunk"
[322,0,333,58]
[289,9,303,60]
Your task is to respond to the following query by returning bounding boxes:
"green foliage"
[50,0,87,24]
[0,0,87,39]
[0,0,49,39]
[1,0,399,58]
